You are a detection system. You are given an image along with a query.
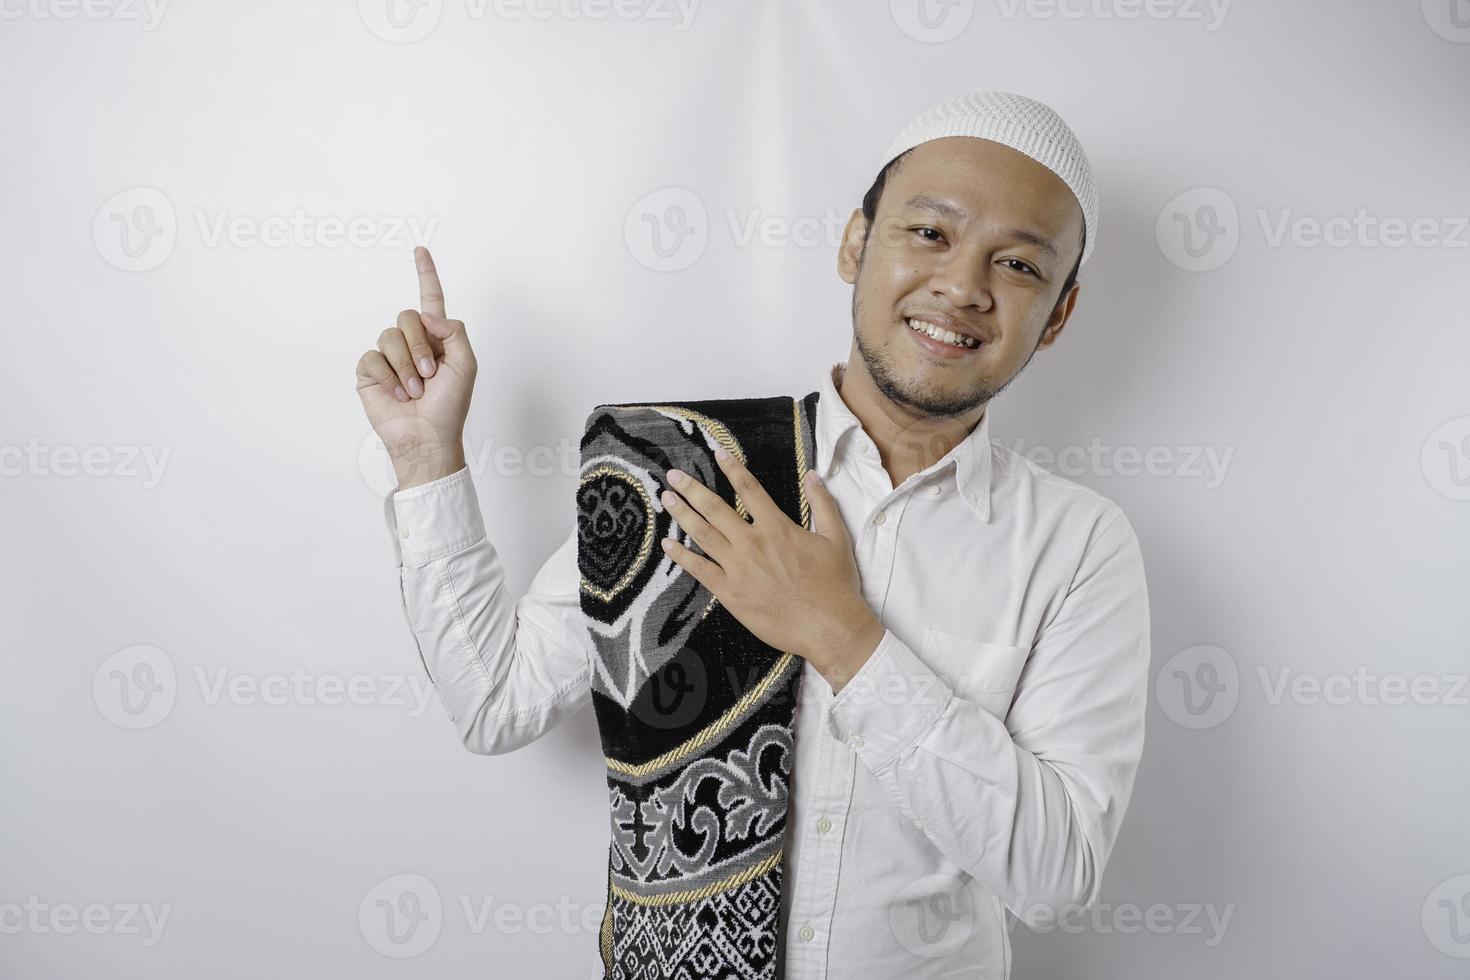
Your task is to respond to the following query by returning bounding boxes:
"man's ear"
[1035,282,1081,351]
[837,208,867,285]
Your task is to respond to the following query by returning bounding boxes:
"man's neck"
[834,358,985,489]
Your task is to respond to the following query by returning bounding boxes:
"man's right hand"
[356,246,478,490]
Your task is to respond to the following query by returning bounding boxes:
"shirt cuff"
[382,466,486,567]
[826,629,954,774]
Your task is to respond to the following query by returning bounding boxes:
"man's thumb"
[420,311,474,364]
[803,470,847,541]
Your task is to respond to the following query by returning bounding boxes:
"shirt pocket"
[919,627,1031,721]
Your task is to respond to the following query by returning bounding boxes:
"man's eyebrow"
[902,194,967,222]
[900,194,1060,258]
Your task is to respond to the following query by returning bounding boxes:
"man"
[356,92,1150,979]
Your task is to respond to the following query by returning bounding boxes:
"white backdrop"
[4,1,1469,977]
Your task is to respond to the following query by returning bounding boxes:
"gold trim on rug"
[609,850,783,907]
[599,866,615,972]
[605,652,796,778]
[793,395,813,531]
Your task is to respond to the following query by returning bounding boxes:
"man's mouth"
[904,316,983,352]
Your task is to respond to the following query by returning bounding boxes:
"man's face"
[837,136,1086,418]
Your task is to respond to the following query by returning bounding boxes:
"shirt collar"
[814,360,993,522]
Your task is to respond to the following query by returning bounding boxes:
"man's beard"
[850,285,1029,420]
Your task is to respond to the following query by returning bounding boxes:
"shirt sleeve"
[383,465,593,755]
[825,507,1150,919]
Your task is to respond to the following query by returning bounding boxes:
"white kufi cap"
[879,91,1098,266]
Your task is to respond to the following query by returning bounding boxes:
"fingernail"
[418,357,435,377]
[667,469,686,485]
[406,377,424,398]
[393,385,408,402]
[715,447,730,461]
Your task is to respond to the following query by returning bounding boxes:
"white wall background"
[3,1,1468,977]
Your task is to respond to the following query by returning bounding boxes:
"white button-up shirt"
[383,361,1151,979]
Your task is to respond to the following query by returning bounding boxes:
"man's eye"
[913,227,944,243]
[1002,258,1039,276]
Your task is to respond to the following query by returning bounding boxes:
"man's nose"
[928,248,993,312]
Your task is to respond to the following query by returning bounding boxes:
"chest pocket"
[919,627,1031,721]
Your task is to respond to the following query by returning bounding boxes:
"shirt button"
[816,816,832,833]
[399,527,411,539]
[859,441,871,454]
[928,484,941,496]
[830,463,841,477]
[799,925,815,941]
[873,511,886,526]
[849,733,865,747]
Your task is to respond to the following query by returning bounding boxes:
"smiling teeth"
[907,318,980,349]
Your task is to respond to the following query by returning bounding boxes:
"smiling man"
[359,92,1150,979]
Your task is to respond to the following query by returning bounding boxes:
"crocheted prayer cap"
[878,91,1099,266]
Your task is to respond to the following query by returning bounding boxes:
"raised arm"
[360,247,593,754]
[386,475,592,754]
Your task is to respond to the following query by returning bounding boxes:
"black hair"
[859,150,1084,305]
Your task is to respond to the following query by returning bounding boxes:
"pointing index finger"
[414,245,447,319]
